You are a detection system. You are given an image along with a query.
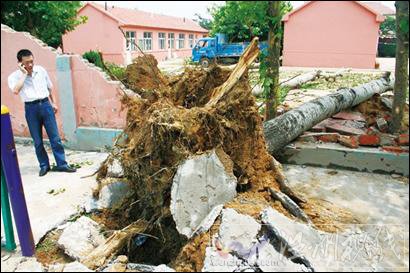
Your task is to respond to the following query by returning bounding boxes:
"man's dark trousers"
[24,98,67,169]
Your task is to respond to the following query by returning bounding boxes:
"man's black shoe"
[52,165,77,173]
[39,166,50,177]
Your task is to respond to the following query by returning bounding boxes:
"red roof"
[82,2,208,33]
[283,1,386,22]
[361,2,395,16]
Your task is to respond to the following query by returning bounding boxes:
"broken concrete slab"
[201,246,245,272]
[153,264,176,272]
[170,150,237,238]
[97,179,133,210]
[125,263,175,272]
[247,238,309,272]
[191,204,223,237]
[47,263,66,272]
[218,208,261,252]
[106,158,124,178]
[126,263,156,271]
[62,261,93,272]
[260,206,405,272]
[58,216,105,261]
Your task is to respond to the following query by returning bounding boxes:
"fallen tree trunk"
[320,68,351,82]
[281,70,321,89]
[263,73,394,154]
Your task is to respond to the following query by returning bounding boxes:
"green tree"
[1,1,87,48]
[193,13,213,30]
[263,1,287,120]
[209,1,292,42]
[390,1,409,133]
[380,15,396,37]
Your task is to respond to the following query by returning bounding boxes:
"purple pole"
[1,105,35,256]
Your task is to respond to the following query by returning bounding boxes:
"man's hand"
[50,102,58,113]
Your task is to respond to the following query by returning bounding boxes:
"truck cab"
[192,38,218,67]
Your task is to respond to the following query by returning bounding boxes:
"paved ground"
[1,145,408,271]
[1,144,107,247]
[284,165,409,271]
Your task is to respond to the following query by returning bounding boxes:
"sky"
[94,1,396,19]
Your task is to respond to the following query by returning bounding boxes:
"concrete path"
[284,164,409,271]
[1,144,107,246]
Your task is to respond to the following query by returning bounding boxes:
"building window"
[143,32,152,51]
[188,34,194,48]
[126,31,136,51]
[168,33,175,49]
[178,33,185,49]
[159,32,166,50]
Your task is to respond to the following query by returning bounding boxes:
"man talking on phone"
[8,49,76,176]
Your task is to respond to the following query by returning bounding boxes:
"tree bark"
[390,1,409,133]
[281,70,321,89]
[82,221,149,270]
[263,74,394,154]
[265,1,282,121]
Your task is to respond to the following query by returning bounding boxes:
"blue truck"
[192,33,268,67]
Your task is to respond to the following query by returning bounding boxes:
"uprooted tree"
[84,38,307,270]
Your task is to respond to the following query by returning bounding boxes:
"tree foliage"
[209,1,292,42]
[1,1,87,48]
[193,13,213,30]
[380,15,396,37]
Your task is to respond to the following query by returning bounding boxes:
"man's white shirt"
[8,65,52,102]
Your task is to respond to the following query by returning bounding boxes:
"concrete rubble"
[106,158,124,178]
[57,216,105,261]
[218,208,261,252]
[96,179,133,210]
[3,257,45,272]
[261,207,390,272]
[170,150,237,238]
[47,262,94,272]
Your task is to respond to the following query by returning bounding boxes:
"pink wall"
[62,5,125,64]
[1,24,128,139]
[70,55,125,128]
[283,1,382,69]
[63,5,207,65]
[1,25,64,138]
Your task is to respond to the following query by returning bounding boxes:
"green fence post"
[1,162,17,251]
